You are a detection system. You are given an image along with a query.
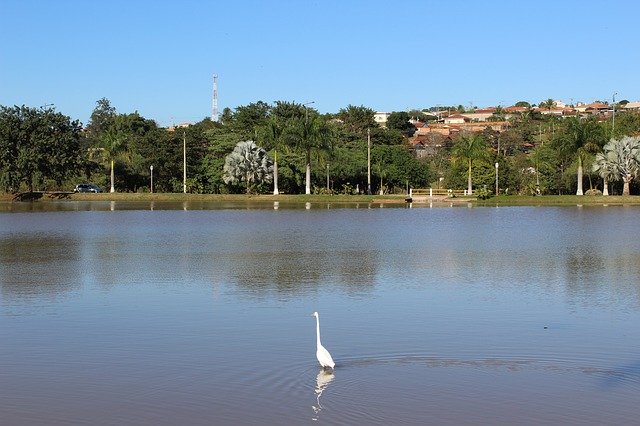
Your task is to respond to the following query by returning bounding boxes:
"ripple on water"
[243,351,640,425]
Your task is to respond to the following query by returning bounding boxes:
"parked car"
[74,184,102,193]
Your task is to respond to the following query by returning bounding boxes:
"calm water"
[2,202,640,425]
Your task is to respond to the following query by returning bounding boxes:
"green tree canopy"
[386,111,414,135]
[0,105,82,192]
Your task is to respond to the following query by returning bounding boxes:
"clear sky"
[1,0,638,127]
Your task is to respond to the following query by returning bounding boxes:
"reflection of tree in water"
[224,231,380,295]
[565,248,640,308]
[229,249,379,295]
[0,236,81,301]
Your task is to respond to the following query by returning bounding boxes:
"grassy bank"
[2,191,640,206]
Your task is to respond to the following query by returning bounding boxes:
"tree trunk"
[576,157,583,195]
[305,148,311,195]
[467,159,473,195]
[603,177,609,196]
[623,176,631,196]
[273,150,279,195]
[110,159,115,193]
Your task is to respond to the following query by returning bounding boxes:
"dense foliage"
[1,98,639,196]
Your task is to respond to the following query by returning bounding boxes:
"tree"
[201,127,244,193]
[336,105,377,133]
[0,105,82,192]
[85,98,116,138]
[223,140,273,193]
[371,144,431,192]
[231,101,271,138]
[386,111,414,135]
[540,98,555,112]
[451,132,489,194]
[97,124,128,193]
[286,113,332,194]
[262,117,283,195]
[593,136,640,196]
[553,117,605,195]
[593,150,616,195]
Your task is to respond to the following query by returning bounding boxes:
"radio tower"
[212,73,219,122]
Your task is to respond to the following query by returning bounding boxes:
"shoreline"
[2,191,640,206]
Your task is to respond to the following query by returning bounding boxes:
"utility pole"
[367,128,371,195]
[183,131,187,193]
[612,92,618,135]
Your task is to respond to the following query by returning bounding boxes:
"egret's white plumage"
[312,311,335,369]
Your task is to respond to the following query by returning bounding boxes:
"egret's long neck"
[315,315,322,347]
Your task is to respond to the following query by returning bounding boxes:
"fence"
[409,188,469,198]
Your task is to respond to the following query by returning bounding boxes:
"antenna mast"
[212,73,219,122]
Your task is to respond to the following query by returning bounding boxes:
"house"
[374,112,391,127]
[623,102,640,111]
[461,108,496,122]
[443,114,469,124]
[575,102,609,114]
[409,133,452,157]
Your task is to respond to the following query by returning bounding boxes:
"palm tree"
[289,114,332,194]
[556,117,604,195]
[592,150,616,195]
[451,133,488,195]
[223,140,273,193]
[593,136,640,196]
[263,117,283,195]
[540,98,555,113]
[98,126,128,193]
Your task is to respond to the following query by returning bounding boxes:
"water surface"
[2,203,640,425]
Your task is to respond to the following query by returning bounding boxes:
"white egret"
[312,311,335,369]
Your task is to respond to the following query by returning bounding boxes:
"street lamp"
[367,128,371,195]
[612,92,618,135]
[150,165,154,193]
[495,162,499,196]
[302,101,315,195]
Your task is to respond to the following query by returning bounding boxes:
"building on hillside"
[409,133,452,157]
[374,112,391,127]
[443,114,469,124]
[167,122,192,132]
[575,102,609,114]
[623,102,640,111]
[461,108,496,122]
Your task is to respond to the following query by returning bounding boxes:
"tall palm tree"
[593,136,640,196]
[451,133,488,195]
[98,126,128,193]
[556,117,604,195]
[289,115,332,194]
[262,118,283,195]
[223,140,273,193]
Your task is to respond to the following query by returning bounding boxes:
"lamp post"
[495,162,499,196]
[183,131,187,194]
[302,101,315,195]
[612,92,618,136]
[367,128,371,195]
[150,165,154,193]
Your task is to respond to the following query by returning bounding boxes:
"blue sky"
[1,0,638,127]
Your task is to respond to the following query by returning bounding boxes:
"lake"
[2,201,640,425]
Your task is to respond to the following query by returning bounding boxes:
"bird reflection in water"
[312,369,334,421]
